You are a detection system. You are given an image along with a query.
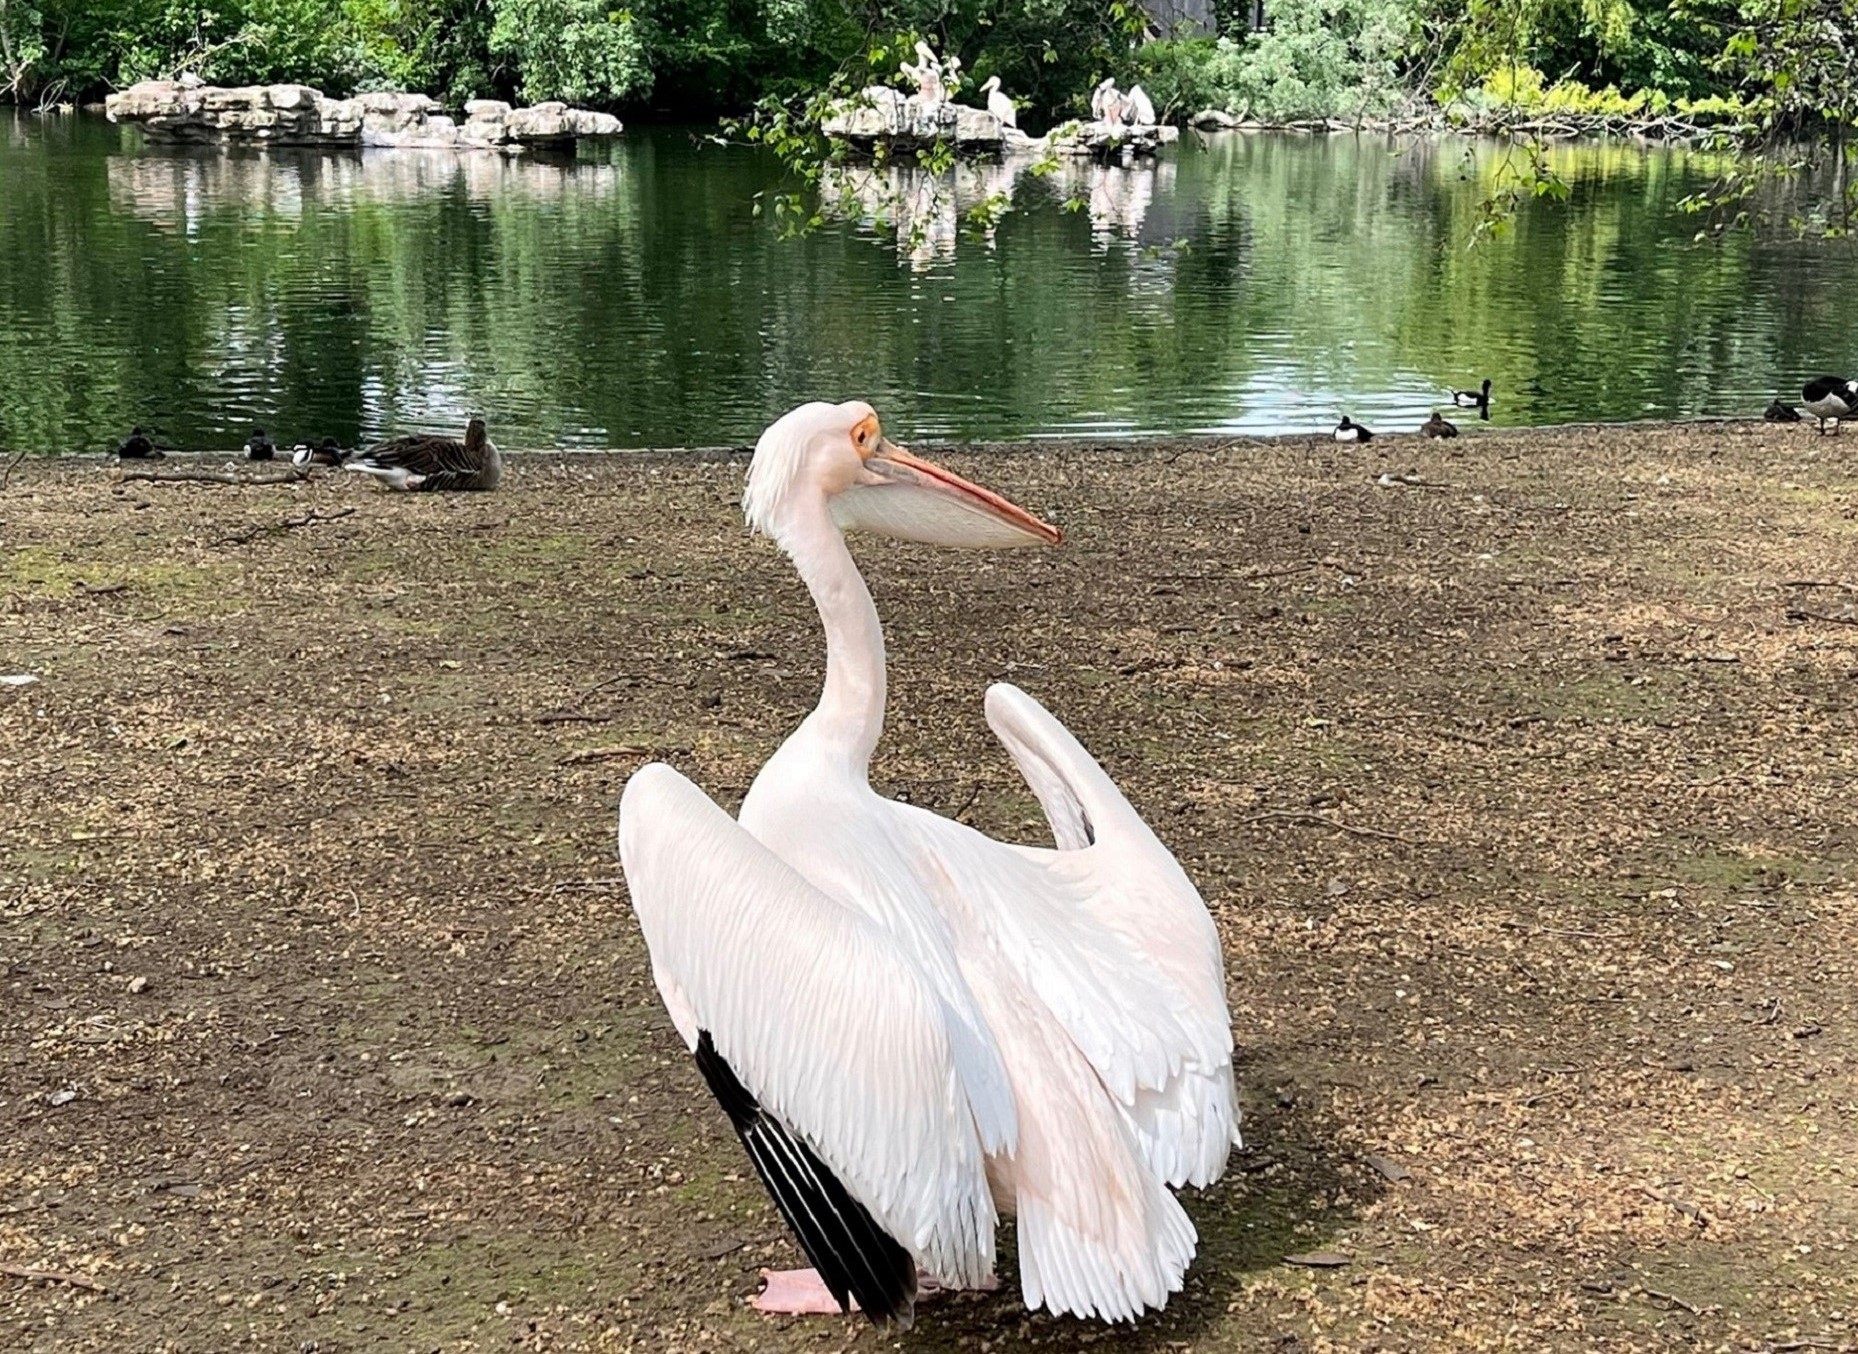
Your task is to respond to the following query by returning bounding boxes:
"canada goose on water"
[1333,416,1372,443]
[345,417,502,492]
[1452,378,1492,420]
[292,437,350,467]
[245,427,276,461]
[1800,376,1858,435]
[1422,412,1459,439]
[1763,400,1802,423]
[116,426,161,459]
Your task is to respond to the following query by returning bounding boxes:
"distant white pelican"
[620,401,1238,1327]
[980,74,1016,128]
[908,40,945,104]
[1091,77,1123,126]
[1124,84,1157,127]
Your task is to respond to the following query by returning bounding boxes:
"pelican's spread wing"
[982,682,1240,1188]
[618,763,1011,1317]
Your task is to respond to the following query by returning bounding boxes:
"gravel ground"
[2,421,1855,1352]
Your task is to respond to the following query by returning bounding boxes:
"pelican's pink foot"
[750,1267,999,1316]
[752,1268,854,1315]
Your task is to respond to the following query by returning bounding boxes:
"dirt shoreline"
[3,422,1855,1351]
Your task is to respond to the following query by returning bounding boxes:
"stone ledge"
[104,81,623,153]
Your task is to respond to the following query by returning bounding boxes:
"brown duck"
[345,417,502,492]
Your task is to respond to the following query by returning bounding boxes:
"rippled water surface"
[1,112,1854,452]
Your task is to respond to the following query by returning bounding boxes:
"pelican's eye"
[851,416,880,459]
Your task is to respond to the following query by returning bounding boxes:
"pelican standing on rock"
[1124,85,1157,128]
[980,75,1017,128]
[344,416,502,491]
[619,401,1238,1328]
[1091,78,1125,127]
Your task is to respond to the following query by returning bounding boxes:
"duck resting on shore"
[1452,378,1492,420]
[1422,412,1459,439]
[1334,416,1373,443]
[293,437,350,467]
[345,416,502,492]
[619,400,1236,1328]
[1800,375,1858,435]
[1763,400,1801,423]
[245,427,276,461]
[116,426,161,459]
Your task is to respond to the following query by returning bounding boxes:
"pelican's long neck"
[781,499,885,774]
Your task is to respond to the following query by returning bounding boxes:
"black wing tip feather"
[693,1031,917,1328]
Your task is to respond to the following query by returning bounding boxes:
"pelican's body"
[905,40,946,105]
[1091,78,1125,127]
[1801,375,1858,435]
[980,75,1016,128]
[1124,84,1156,128]
[620,402,1238,1328]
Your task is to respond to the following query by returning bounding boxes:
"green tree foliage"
[488,0,649,104]
[1137,0,1416,123]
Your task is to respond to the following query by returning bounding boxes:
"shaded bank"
[3,422,1855,1350]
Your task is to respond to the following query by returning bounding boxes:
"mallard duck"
[116,426,161,459]
[1422,412,1459,439]
[245,427,276,461]
[1452,378,1492,420]
[1763,400,1802,423]
[1333,416,1372,443]
[1800,376,1858,435]
[344,416,502,492]
[292,437,350,467]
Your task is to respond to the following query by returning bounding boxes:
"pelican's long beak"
[841,438,1063,548]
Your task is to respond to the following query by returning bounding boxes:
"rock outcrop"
[1048,119,1180,159]
[104,81,622,153]
[822,86,1006,153]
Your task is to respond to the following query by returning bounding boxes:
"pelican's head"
[982,75,1001,94]
[744,401,1061,551]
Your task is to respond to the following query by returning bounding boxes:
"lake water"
[1,111,1854,454]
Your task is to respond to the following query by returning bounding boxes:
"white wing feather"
[619,762,1008,1285]
[982,683,1240,1186]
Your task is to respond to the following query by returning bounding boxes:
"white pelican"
[1124,84,1157,128]
[619,401,1238,1327]
[1802,374,1858,434]
[1090,77,1121,125]
[908,39,946,105]
[979,75,1017,128]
